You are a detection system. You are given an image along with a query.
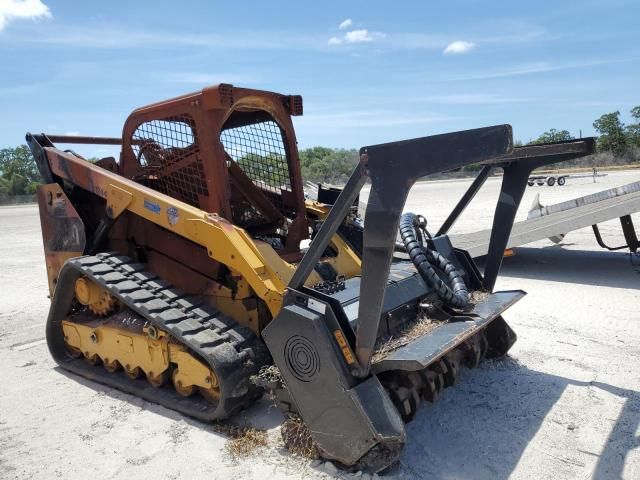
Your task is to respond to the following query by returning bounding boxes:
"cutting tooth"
[419,370,439,403]
[479,334,489,359]
[442,350,463,387]
[463,335,483,369]
[383,328,502,424]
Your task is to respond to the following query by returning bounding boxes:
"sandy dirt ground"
[1,170,639,480]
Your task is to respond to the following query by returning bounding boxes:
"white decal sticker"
[307,298,326,314]
[167,206,179,226]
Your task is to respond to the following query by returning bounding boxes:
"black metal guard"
[434,138,596,290]
[480,138,596,290]
[436,164,493,236]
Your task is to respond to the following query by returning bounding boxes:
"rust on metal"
[36,183,86,295]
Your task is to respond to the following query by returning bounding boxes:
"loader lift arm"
[25,132,288,313]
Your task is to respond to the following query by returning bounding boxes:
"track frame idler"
[62,316,222,400]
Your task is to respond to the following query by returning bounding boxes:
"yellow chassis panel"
[62,320,216,391]
[47,149,361,317]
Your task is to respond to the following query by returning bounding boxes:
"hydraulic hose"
[399,212,471,309]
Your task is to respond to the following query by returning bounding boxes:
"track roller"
[103,358,121,373]
[124,365,143,380]
[146,371,167,388]
[84,352,100,366]
[173,370,196,397]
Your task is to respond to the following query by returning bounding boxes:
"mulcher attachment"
[265,125,526,471]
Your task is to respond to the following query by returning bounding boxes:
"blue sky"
[0,0,638,157]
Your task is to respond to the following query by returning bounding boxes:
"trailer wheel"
[557,176,566,186]
[527,181,534,187]
[546,176,556,186]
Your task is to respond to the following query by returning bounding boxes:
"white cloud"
[338,18,352,30]
[345,29,374,43]
[0,0,51,31]
[328,28,385,47]
[443,40,475,55]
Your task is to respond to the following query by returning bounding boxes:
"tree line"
[528,106,640,154]
[1,106,639,198]
[0,145,40,198]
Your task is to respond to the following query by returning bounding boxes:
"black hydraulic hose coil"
[399,212,471,309]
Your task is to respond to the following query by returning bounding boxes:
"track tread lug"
[113,280,140,293]
[100,271,129,284]
[146,279,172,292]
[100,254,128,265]
[73,257,103,267]
[118,263,146,274]
[121,289,155,303]
[174,297,204,312]
[158,290,188,304]
[156,308,189,325]
[169,318,207,335]
[138,298,171,315]
[132,271,159,284]
[185,331,225,349]
[84,263,114,275]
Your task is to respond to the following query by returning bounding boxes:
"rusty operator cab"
[116,84,310,259]
[45,84,361,335]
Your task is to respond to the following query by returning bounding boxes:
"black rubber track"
[399,212,470,309]
[46,252,271,421]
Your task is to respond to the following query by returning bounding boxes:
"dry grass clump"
[213,424,269,460]
[281,415,318,459]
[372,316,440,362]
[371,289,491,363]
[470,289,490,304]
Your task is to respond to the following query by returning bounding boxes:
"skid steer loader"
[27,84,528,472]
